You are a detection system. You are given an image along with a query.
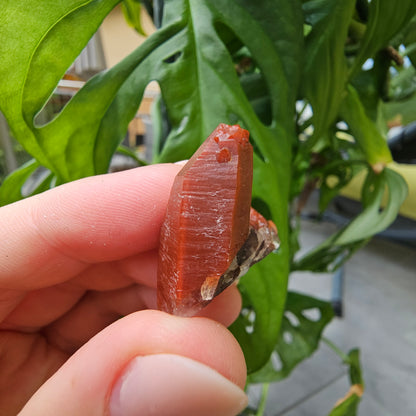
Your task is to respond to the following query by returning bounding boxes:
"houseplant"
[1,0,415,413]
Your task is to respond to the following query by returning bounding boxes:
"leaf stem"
[401,42,416,57]
[116,144,148,166]
[348,19,366,42]
[296,100,308,123]
[255,383,270,416]
[322,337,350,363]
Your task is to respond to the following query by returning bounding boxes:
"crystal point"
[157,124,253,316]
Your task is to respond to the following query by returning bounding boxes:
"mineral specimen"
[157,124,278,316]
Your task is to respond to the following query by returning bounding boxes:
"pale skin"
[0,164,247,415]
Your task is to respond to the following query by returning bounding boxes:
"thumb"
[19,310,248,416]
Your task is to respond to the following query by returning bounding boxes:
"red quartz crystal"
[157,124,253,316]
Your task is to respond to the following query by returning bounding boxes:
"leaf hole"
[21,166,54,197]
[325,174,340,189]
[285,311,300,327]
[33,31,105,127]
[214,21,272,126]
[248,310,256,323]
[283,331,294,344]
[271,351,283,372]
[301,307,321,322]
[241,307,249,315]
[34,85,79,127]
[303,24,312,37]
[241,307,256,334]
[163,51,182,64]
[362,58,374,71]
[245,324,254,334]
[241,307,256,323]
[296,100,313,123]
[296,100,314,140]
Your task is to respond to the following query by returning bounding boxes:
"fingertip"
[109,354,248,416]
[197,285,242,327]
[33,164,183,260]
[0,164,182,290]
[19,310,247,415]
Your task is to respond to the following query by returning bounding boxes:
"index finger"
[0,164,181,290]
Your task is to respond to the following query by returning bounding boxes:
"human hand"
[0,164,247,415]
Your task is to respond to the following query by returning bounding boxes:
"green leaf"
[1,0,303,372]
[0,159,54,206]
[318,161,356,213]
[389,65,416,101]
[0,159,38,205]
[350,50,391,121]
[351,0,416,77]
[152,0,302,162]
[334,168,407,244]
[85,0,302,373]
[301,0,356,142]
[383,92,416,126]
[294,167,408,272]
[325,344,364,416]
[146,0,303,373]
[1,1,187,184]
[315,142,367,213]
[340,85,392,168]
[0,0,120,179]
[231,251,289,374]
[121,0,146,36]
[248,292,334,382]
[116,144,148,166]
[403,15,416,67]
[327,393,360,416]
[346,349,363,386]
[239,73,272,126]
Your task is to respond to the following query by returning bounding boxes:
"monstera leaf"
[0,0,120,184]
[351,0,416,76]
[301,0,356,143]
[0,0,413,391]
[0,0,303,373]
[294,167,408,272]
[326,346,364,416]
[248,292,335,383]
[340,85,392,168]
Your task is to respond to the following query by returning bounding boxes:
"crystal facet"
[157,124,278,316]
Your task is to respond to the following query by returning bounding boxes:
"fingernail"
[174,159,188,166]
[109,354,248,416]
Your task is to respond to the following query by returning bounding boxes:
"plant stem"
[348,19,366,42]
[401,43,416,57]
[322,337,350,363]
[256,383,270,416]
